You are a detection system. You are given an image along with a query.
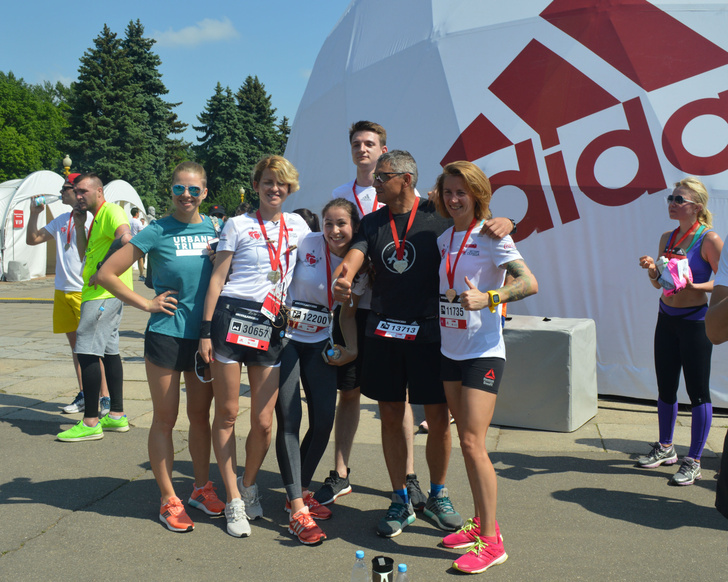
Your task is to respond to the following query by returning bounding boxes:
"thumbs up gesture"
[459,276,489,311]
[333,263,353,303]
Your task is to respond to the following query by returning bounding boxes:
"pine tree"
[123,20,188,208]
[65,25,147,185]
[236,75,280,160]
[193,83,247,197]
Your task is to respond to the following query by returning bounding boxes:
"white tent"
[284,0,728,405]
[0,172,145,280]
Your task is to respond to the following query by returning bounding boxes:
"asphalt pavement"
[0,277,727,581]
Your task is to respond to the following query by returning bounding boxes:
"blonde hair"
[252,155,300,193]
[434,161,493,221]
[674,176,712,228]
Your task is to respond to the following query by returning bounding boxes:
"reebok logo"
[483,368,496,387]
[441,0,728,242]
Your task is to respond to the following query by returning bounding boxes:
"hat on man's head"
[210,205,226,217]
[65,173,81,186]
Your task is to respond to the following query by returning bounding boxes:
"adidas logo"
[441,0,728,241]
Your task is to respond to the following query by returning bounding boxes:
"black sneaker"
[313,469,352,505]
[406,473,427,512]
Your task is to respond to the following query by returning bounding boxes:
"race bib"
[226,308,272,351]
[439,294,467,330]
[374,317,420,341]
[287,301,331,334]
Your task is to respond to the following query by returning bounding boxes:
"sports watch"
[487,290,501,313]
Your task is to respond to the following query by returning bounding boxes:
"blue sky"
[2,0,351,143]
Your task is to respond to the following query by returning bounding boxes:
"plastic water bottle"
[394,563,409,582]
[351,550,368,582]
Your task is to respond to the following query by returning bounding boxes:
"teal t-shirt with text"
[131,215,217,339]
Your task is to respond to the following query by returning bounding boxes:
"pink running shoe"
[442,517,480,549]
[452,535,508,574]
[285,492,333,520]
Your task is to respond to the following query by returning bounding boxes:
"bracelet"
[648,269,658,281]
[200,320,212,339]
[508,218,517,235]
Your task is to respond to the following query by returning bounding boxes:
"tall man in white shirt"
[315,121,427,511]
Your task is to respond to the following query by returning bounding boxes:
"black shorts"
[360,336,445,405]
[333,307,369,391]
[441,355,505,395]
[211,296,286,367]
[145,329,197,372]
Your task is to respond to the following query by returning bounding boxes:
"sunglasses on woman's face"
[666,194,695,205]
[172,184,202,197]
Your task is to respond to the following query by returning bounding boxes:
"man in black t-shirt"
[333,150,514,538]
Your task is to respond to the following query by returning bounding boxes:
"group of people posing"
[45,120,538,575]
[41,117,728,574]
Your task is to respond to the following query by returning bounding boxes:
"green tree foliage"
[0,72,69,182]
[65,22,187,209]
[123,20,188,208]
[194,75,289,211]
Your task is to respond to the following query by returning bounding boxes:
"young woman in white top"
[433,161,537,574]
[275,198,364,544]
[198,155,310,537]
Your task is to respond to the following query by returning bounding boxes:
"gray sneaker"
[237,475,264,520]
[62,392,85,414]
[671,457,702,486]
[406,473,427,511]
[637,442,678,468]
[99,396,111,418]
[424,487,464,531]
[225,498,251,537]
[377,493,415,537]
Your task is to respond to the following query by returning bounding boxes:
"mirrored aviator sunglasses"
[172,184,202,197]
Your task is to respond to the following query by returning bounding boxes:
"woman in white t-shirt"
[274,198,365,544]
[433,161,538,575]
[198,156,310,537]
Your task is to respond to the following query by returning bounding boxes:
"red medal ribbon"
[352,181,378,217]
[388,201,419,261]
[665,221,700,259]
[256,211,290,280]
[65,213,73,247]
[445,218,479,289]
[324,243,334,309]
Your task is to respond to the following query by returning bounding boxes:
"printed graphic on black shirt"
[381,240,417,274]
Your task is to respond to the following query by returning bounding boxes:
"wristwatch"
[487,290,501,313]
[508,218,517,235]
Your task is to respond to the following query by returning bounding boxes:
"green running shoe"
[57,421,103,442]
[99,414,130,432]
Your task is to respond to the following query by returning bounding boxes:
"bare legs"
[445,381,498,537]
[146,359,214,504]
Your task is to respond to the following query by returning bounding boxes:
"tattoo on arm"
[502,260,536,302]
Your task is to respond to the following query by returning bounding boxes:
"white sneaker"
[237,474,264,520]
[62,392,84,414]
[225,498,250,537]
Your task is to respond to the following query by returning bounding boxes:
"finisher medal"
[445,288,457,303]
[267,270,281,284]
[393,259,408,274]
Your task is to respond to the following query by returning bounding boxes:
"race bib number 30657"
[227,310,272,350]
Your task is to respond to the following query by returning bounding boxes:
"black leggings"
[275,337,337,501]
[77,353,124,416]
[653,311,712,406]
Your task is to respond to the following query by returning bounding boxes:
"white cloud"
[153,17,239,48]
